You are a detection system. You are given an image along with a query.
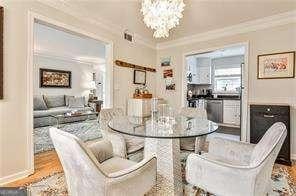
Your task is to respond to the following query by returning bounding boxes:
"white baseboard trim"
[0,169,33,186]
[291,154,296,161]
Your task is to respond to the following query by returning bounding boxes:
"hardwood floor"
[5,151,63,187]
[4,150,296,188]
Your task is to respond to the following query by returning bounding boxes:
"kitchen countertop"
[187,97,241,101]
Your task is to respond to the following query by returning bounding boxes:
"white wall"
[156,23,296,156]
[34,55,94,99]
[0,1,156,183]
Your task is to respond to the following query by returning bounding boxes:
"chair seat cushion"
[100,157,136,174]
[202,153,248,166]
[123,135,144,154]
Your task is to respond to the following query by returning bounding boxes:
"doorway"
[183,43,248,141]
[27,12,114,175]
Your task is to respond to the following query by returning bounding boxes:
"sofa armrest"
[209,137,255,164]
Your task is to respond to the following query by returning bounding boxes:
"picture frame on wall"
[161,57,171,66]
[257,51,295,79]
[163,69,173,78]
[165,77,176,91]
[133,70,146,85]
[40,68,72,88]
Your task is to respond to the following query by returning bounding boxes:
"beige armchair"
[50,127,156,196]
[99,108,144,159]
[179,107,208,152]
[185,122,287,196]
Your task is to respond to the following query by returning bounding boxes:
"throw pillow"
[43,95,65,108]
[88,140,113,163]
[33,95,48,110]
[68,97,85,108]
[65,95,75,106]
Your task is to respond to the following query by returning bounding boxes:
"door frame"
[181,42,249,142]
[26,11,114,174]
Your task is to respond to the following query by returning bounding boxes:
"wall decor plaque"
[40,68,72,88]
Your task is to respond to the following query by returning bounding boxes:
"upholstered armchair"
[179,107,208,152]
[186,122,287,196]
[50,127,156,196]
[99,108,144,159]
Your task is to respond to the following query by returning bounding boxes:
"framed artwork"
[257,51,295,79]
[161,57,171,66]
[133,70,146,85]
[40,68,72,88]
[163,69,173,78]
[165,78,175,91]
[0,7,3,99]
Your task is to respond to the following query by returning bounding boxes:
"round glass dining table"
[108,115,218,195]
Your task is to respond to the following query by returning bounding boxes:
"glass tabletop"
[108,115,218,139]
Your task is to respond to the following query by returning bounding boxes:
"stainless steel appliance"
[206,99,223,123]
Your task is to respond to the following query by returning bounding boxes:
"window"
[214,67,241,92]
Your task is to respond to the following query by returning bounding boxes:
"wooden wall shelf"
[133,93,153,99]
[115,60,156,72]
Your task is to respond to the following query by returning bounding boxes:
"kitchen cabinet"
[197,66,211,84]
[223,100,240,126]
[187,57,211,85]
[187,56,199,84]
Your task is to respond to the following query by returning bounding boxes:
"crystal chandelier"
[141,0,185,38]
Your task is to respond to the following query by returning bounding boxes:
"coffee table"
[50,111,98,128]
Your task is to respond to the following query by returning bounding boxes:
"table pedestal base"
[195,135,207,154]
[145,138,183,196]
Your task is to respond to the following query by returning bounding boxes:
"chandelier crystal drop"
[141,0,185,38]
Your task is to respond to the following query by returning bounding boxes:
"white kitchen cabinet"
[223,100,240,126]
[198,66,211,84]
[187,56,199,84]
[187,56,211,84]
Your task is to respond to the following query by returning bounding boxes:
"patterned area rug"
[34,120,102,154]
[28,152,296,196]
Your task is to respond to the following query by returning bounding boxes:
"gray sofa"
[34,95,97,128]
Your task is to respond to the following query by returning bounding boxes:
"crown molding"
[156,10,296,50]
[38,0,157,49]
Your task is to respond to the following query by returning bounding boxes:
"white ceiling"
[61,0,296,42]
[34,22,106,65]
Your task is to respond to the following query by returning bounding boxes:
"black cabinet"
[250,104,291,166]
